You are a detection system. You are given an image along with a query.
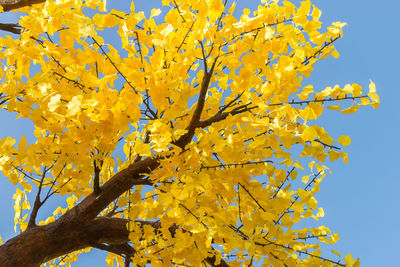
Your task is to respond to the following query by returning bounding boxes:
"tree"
[0,0,379,266]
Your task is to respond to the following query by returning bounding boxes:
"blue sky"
[0,0,399,266]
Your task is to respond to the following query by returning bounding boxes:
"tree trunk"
[0,217,129,266]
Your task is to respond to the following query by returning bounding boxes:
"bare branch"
[176,20,195,53]
[27,166,49,228]
[92,37,138,94]
[218,91,245,114]
[271,167,295,199]
[238,182,266,212]
[179,203,209,230]
[201,160,273,171]
[275,171,322,224]
[266,94,369,107]
[257,239,345,266]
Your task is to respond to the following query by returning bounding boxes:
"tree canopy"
[0,0,378,266]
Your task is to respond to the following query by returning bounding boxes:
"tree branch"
[174,53,219,149]
[65,157,159,223]
[0,0,46,12]
[93,159,103,195]
[92,37,138,94]
[0,23,21,34]
[27,165,54,228]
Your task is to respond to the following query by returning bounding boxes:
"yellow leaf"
[331,49,340,58]
[150,8,162,18]
[333,21,347,28]
[134,142,151,156]
[369,80,376,93]
[331,249,341,257]
[300,106,317,121]
[48,94,61,112]
[338,135,351,147]
[316,207,324,217]
[327,105,341,111]
[264,27,275,40]
[298,188,309,200]
[228,2,236,13]
[328,150,340,162]
[341,105,358,114]
[293,162,304,170]
[18,135,27,150]
[152,38,166,48]
[302,175,310,184]
[344,254,357,267]
[67,195,77,209]
[311,5,321,21]
[368,92,379,103]
[161,23,174,37]
[302,126,318,141]
[342,84,353,94]
[360,98,370,106]
[67,95,83,116]
[309,102,324,118]
[309,161,315,171]
[368,92,380,109]
[367,80,379,108]
[173,129,188,140]
[297,0,311,16]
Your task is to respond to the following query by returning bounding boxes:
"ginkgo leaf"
[344,254,360,267]
[369,80,377,93]
[134,142,151,156]
[302,126,318,141]
[327,105,341,111]
[341,105,358,114]
[367,80,380,108]
[328,151,340,161]
[302,175,310,184]
[18,135,27,150]
[338,135,351,147]
[331,49,340,58]
[67,95,83,116]
[331,249,341,257]
[150,8,162,18]
[368,92,379,103]
[48,94,62,112]
[293,162,304,170]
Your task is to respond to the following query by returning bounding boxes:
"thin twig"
[92,37,138,94]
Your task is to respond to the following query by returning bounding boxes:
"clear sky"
[0,0,398,266]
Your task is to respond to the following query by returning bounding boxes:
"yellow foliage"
[0,0,379,266]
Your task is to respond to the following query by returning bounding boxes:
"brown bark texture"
[0,0,46,12]
[0,156,159,266]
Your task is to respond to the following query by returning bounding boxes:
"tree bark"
[0,156,159,266]
[0,217,129,266]
[0,0,46,12]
